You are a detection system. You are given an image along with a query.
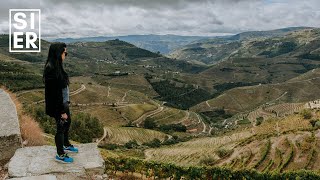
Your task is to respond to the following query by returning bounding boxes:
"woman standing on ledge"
[43,43,78,163]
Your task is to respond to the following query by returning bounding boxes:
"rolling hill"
[144,110,319,173]
[169,27,315,65]
[53,34,213,54]
[191,68,320,114]
[3,27,320,177]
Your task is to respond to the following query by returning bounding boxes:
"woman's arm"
[56,81,67,115]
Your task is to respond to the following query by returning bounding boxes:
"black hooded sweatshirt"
[43,65,67,118]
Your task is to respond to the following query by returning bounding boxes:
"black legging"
[54,104,72,155]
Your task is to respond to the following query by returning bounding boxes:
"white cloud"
[0,0,319,38]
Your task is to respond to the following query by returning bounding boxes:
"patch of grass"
[238,118,251,125]
[103,126,167,145]
[279,138,295,172]
[305,148,317,169]
[5,88,45,146]
[256,117,264,126]
[199,155,218,166]
[215,148,234,159]
[300,109,312,119]
[253,139,271,169]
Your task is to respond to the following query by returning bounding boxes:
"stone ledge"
[8,174,57,180]
[0,89,22,162]
[8,143,105,179]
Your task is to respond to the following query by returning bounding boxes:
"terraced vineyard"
[0,57,43,91]
[116,103,158,121]
[144,111,319,172]
[73,106,127,127]
[93,74,158,97]
[150,107,186,124]
[182,112,206,134]
[191,73,320,114]
[221,131,320,172]
[247,102,306,124]
[4,28,320,178]
[247,107,276,125]
[99,126,168,145]
[145,107,209,134]
[264,103,306,117]
[145,130,253,166]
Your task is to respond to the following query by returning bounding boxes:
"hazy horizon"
[1,0,320,39]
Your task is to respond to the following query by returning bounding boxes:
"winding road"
[134,106,164,127]
[33,84,86,104]
[195,113,207,133]
[16,88,44,96]
[121,90,130,102]
[206,100,211,108]
[97,127,108,144]
[70,84,86,96]
[107,86,111,97]
[177,111,190,124]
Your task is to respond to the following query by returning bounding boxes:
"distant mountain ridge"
[52,34,216,54]
[169,27,314,64]
[225,27,311,41]
[51,27,311,56]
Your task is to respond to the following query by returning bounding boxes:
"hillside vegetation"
[3,27,320,177]
[144,109,320,173]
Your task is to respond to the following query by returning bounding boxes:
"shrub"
[315,121,320,129]
[215,148,234,158]
[143,118,157,129]
[26,106,104,143]
[142,138,161,148]
[309,119,318,127]
[70,112,104,143]
[159,123,187,133]
[256,117,264,126]
[301,109,312,119]
[238,118,251,125]
[162,135,180,145]
[98,143,119,150]
[125,140,139,149]
[199,156,218,166]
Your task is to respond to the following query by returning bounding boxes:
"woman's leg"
[55,115,65,155]
[63,106,72,147]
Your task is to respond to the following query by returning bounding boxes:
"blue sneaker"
[63,144,79,153]
[55,153,73,163]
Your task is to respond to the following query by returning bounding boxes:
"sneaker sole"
[55,158,73,164]
[64,149,78,153]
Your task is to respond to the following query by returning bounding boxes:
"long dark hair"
[43,43,69,87]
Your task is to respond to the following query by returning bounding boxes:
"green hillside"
[0,53,43,91]
[191,68,320,114]
[169,27,318,65]
[4,27,320,178]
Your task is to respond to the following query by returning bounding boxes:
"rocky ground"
[4,143,108,180]
[0,161,9,180]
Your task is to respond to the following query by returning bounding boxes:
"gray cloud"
[0,0,40,34]
[41,0,253,10]
[0,0,320,38]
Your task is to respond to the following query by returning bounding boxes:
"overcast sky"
[1,0,320,39]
